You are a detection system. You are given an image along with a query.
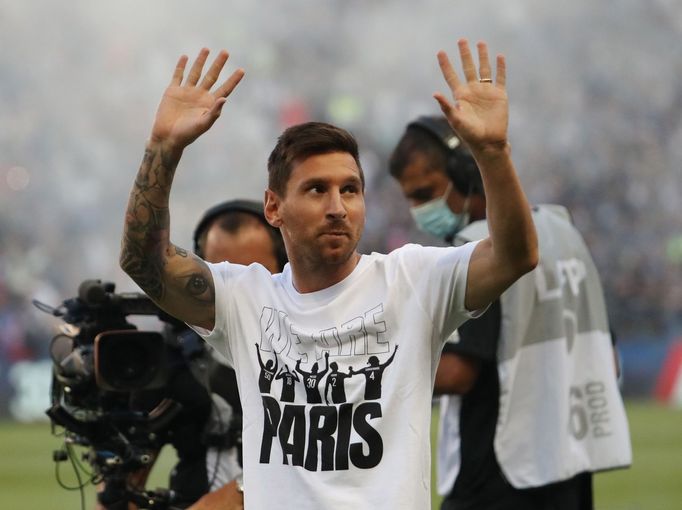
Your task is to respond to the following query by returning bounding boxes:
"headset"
[406,115,483,196]
[192,199,288,270]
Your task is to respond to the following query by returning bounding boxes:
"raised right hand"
[150,48,244,150]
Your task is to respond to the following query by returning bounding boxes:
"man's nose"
[326,189,347,219]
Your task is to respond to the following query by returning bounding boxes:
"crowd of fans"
[0,0,680,413]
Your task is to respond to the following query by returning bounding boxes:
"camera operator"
[186,198,286,510]
[388,116,631,510]
[97,199,285,510]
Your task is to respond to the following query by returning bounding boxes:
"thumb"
[433,92,455,116]
[208,97,227,119]
[433,92,462,131]
[200,98,227,130]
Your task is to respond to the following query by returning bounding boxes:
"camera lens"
[95,331,167,391]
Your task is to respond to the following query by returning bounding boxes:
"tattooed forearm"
[120,144,178,299]
[133,147,177,205]
[120,234,166,300]
[120,143,215,329]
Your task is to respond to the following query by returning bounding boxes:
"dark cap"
[192,199,268,254]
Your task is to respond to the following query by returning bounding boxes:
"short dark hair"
[388,125,449,179]
[194,200,288,271]
[267,122,364,196]
[389,120,484,197]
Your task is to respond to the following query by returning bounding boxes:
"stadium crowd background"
[1,0,681,420]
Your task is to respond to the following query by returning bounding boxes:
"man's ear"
[264,188,283,227]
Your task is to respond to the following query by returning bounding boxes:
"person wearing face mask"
[389,116,632,510]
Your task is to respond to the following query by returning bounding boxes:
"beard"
[284,226,361,271]
[313,232,359,266]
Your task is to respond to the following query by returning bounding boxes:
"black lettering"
[260,396,281,463]
[350,402,383,469]
[336,403,353,471]
[279,405,306,467]
[260,400,386,471]
[305,406,337,471]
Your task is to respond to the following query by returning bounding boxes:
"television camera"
[34,279,211,509]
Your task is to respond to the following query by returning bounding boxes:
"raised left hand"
[433,39,508,153]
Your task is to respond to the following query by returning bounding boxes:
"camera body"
[40,279,214,509]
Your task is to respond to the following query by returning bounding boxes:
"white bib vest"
[443,205,632,489]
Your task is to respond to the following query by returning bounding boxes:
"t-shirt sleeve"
[443,300,500,362]
[187,261,241,365]
[399,241,488,341]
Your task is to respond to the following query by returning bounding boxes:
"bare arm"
[433,352,480,395]
[120,49,244,330]
[186,479,244,510]
[434,39,538,311]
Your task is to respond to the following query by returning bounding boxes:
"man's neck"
[290,251,361,294]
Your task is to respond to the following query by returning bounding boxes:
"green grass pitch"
[0,401,680,509]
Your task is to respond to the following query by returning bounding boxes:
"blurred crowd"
[1,0,681,413]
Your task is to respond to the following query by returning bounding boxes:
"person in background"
[99,199,285,510]
[188,198,287,510]
[389,115,632,510]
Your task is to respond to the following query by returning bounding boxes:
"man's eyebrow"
[299,174,363,187]
[299,177,326,188]
[342,175,363,186]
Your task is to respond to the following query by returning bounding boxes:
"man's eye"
[185,274,208,296]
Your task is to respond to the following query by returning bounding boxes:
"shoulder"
[382,242,471,260]
[209,260,281,290]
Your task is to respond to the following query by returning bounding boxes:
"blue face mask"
[410,183,470,240]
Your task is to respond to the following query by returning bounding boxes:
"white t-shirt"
[194,242,479,509]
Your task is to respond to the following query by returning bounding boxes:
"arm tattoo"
[120,146,177,300]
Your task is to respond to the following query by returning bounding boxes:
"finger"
[458,39,478,82]
[477,41,492,80]
[437,51,461,92]
[186,48,210,86]
[433,92,457,121]
[170,55,188,86]
[208,97,227,118]
[213,68,246,99]
[199,50,229,90]
[200,98,227,130]
[495,54,506,88]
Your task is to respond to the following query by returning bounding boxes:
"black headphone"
[406,116,483,196]
[192,199,288,270]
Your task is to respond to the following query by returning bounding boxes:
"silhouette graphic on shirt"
[255,343,278,394]
[295,351,330,404]
[351,345,398,400]
[324,362,354,404]
[275,364,299,402]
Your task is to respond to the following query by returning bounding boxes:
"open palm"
[150,48,245,149]
[434,39,509,150]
